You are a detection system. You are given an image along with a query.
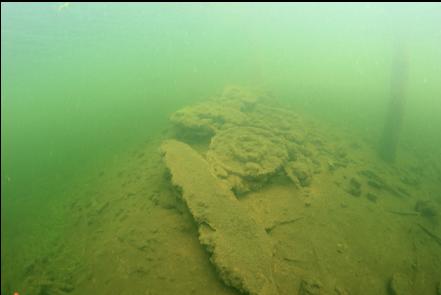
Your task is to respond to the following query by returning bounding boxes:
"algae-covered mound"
[170,101,247,138]
[207,126,289,194]
[169,85,324,192]
[247,104,305,140]
[169,85,267,139]
[218,85,261,111]
[161,139,278,295]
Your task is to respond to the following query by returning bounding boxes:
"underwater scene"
[1,3,441,295]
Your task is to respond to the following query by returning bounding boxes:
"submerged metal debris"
[161,139,278,295]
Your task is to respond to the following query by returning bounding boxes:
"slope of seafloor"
[15,87,441,295]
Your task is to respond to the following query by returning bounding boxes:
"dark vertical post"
[378,43,407,163]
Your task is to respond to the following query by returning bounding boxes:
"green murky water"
[1,3,440,295]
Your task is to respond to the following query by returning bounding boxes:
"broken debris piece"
[347,177,362,197]
[299,278,322,295]
[388,273,413,295]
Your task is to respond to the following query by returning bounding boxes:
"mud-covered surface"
[6,86,441,295]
